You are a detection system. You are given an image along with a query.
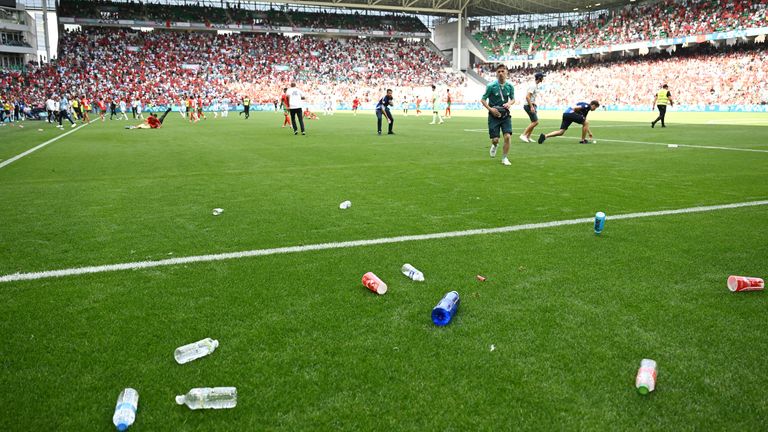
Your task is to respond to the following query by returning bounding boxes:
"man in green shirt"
[480,64,515,166]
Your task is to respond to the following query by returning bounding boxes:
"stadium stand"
[56,0,428,33]
[473,0,768,58]
[0,27,464,108]
[475,42,768,106]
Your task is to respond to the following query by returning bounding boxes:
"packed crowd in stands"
[474,0,768,58]
[0,27,464,111]
[475,43,768,106]
[584,0,768,47]
[57,0,428,33]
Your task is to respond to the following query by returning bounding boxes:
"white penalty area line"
[2,200,767,284]
[0,123,89,169]
[465,129,768,153]
[585,137,768,153]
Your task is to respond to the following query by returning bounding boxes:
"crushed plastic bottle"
[635,359,657,395]
[339,200,352,209]
[401,264,424,281]
[176,387,237,410]
[174,338,219,364]
[112,388,139,431]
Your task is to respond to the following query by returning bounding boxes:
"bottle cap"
[376,283,388,295]
[212,340,219,348]
[117,423,128,431]
[637,385,649,395]
[175,395,185,405]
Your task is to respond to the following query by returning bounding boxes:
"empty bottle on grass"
[112,388,139,431]
[635,359,658,395]
[174,338,219,364]
[401,264,425,281]
[362,272,388,295]
[176,387,237,410]
[432,291,460,326]
[594,211,606,234]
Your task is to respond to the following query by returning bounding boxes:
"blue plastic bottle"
[432,291,460,326]
[594,211,606,234]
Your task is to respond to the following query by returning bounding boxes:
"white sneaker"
[519,134,530,143]
[71,123,77,128]
[502,157,512,166]
[490,144,498,158]
[439,120,444,124]
[429,122,435,125]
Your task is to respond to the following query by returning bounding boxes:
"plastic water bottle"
[176,387,237,410]
[432,291,460,326]
[594,211,606,234]
[174,338,219,364]
[339,200,352,209]
[112,388,139,431]
[401,264,425,281]
[635,359,657,395]
[362,272,388,295]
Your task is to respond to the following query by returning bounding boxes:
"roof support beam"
[247,0,460,14]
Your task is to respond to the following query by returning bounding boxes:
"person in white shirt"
[211,98,220,118]
[429,85,444,125]
[119,99,129,120]
[177,97,186,118]
[221,97,229,117]
[521,72,544,143]
[45,96,57,123]
[286,83,306,135]
[135,99,144,120]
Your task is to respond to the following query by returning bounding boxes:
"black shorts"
[560,112,585,130]
[488,113,512,139]
[524,104,538,122]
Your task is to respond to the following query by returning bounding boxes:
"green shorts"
[488,114,512,139]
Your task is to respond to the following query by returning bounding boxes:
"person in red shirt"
[81,96,91,124]
[197,96,206,120]
[125,108,171,129]
[279,88,290,128]
[97,99,106,122]
[352,97,360,116]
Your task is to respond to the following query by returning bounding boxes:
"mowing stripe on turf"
[1,200,766,284]
[0,123,89,170]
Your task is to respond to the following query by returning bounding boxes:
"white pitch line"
[581,137,768,153]
[0,123,89,169]
[1,200,767,284]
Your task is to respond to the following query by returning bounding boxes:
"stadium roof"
[261,0,633,16]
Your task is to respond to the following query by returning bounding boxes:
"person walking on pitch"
[651,84,673,128]
[480,64,515,166]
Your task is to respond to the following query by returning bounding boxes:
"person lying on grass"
[125,108,172,129]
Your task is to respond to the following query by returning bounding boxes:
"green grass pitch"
[1,109,767,430]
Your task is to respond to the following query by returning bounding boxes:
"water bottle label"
[116,402,136,413]
[638,367,657,380]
